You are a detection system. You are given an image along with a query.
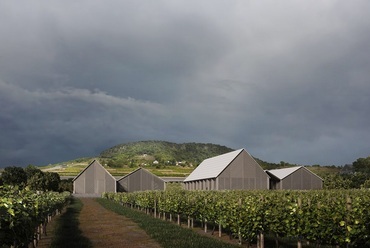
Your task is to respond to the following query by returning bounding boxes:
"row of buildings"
[73,148,323,195]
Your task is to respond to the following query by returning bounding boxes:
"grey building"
[183,149,270,190]
[73,160,117,194]
[117,167,166,192]
[266,166,323,190]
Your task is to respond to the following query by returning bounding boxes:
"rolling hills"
[40,140,340,177]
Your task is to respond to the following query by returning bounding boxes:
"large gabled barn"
[183,149,269,190]
[117,167,166,192]
[266,166,323,190]
[73,160,116,195]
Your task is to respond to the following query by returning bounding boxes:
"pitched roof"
[184,149,244,182]
[117,167,165,182]
[266,166,323,181]
[72,160,115,182]
[266,166,302,180]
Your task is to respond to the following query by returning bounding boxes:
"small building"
[183,149,269,190]
[117,167,166,192]
[73,160,116,194]
[266,166,323,190]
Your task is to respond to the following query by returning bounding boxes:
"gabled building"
[266,166,323,190]
[73,160,116,194]
[183,149,269,190]
[117,167,166,192]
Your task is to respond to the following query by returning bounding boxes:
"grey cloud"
[0,81,167,165]
[1,1,370,166]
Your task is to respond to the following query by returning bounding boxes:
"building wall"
[117,168,165,192]
[184,178,216,190]
[73,161,116,194]
[218,151,269,190]
[184,151,269,190]
[280,168,323,190]
[74,173,86,193]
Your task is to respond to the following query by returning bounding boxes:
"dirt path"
[36,212,63,248]
[78,198,161,248]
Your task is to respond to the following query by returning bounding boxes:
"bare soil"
[36,212,63,248]
[78,198,161,248]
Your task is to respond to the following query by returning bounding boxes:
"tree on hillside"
[1,166,27,187]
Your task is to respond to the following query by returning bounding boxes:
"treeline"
[0,165,73,192]
[255,156,370,189]
[323,156,370,189]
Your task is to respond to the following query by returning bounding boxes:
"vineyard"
[0,186,70,248]
[103,189,370,247]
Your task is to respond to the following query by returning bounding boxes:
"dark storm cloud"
[1,1,370,166]
[0,80,168,165]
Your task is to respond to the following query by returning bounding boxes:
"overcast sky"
[1,1,370,167]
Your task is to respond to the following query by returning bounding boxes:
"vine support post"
[297,240,302,248]
[259,232,264,248]
[238,227,242,245]
[274,233,279,248]
[42,222,47,235]
[238,198,242,245]
[297,197,302,248]
[154,201,157,218]
[204,198,208,232]
[219,223,222,237]
[346,196,352,248]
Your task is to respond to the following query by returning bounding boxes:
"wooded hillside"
[99,140,234,168]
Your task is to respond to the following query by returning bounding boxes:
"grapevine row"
[0,186,70,248]
[103,189,370,247]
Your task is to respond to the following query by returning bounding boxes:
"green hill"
[39,140,341,178]
[99,140,234,168]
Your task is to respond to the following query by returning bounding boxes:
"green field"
[40,159,194,177]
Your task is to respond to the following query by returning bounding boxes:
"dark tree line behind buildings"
[323,156,370,189]
[1,154,369,191]
[0,165,72,192]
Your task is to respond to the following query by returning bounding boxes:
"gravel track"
[78,198,161,248]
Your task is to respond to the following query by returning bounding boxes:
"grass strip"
[96,198,238,248]
[50,197,92,248]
